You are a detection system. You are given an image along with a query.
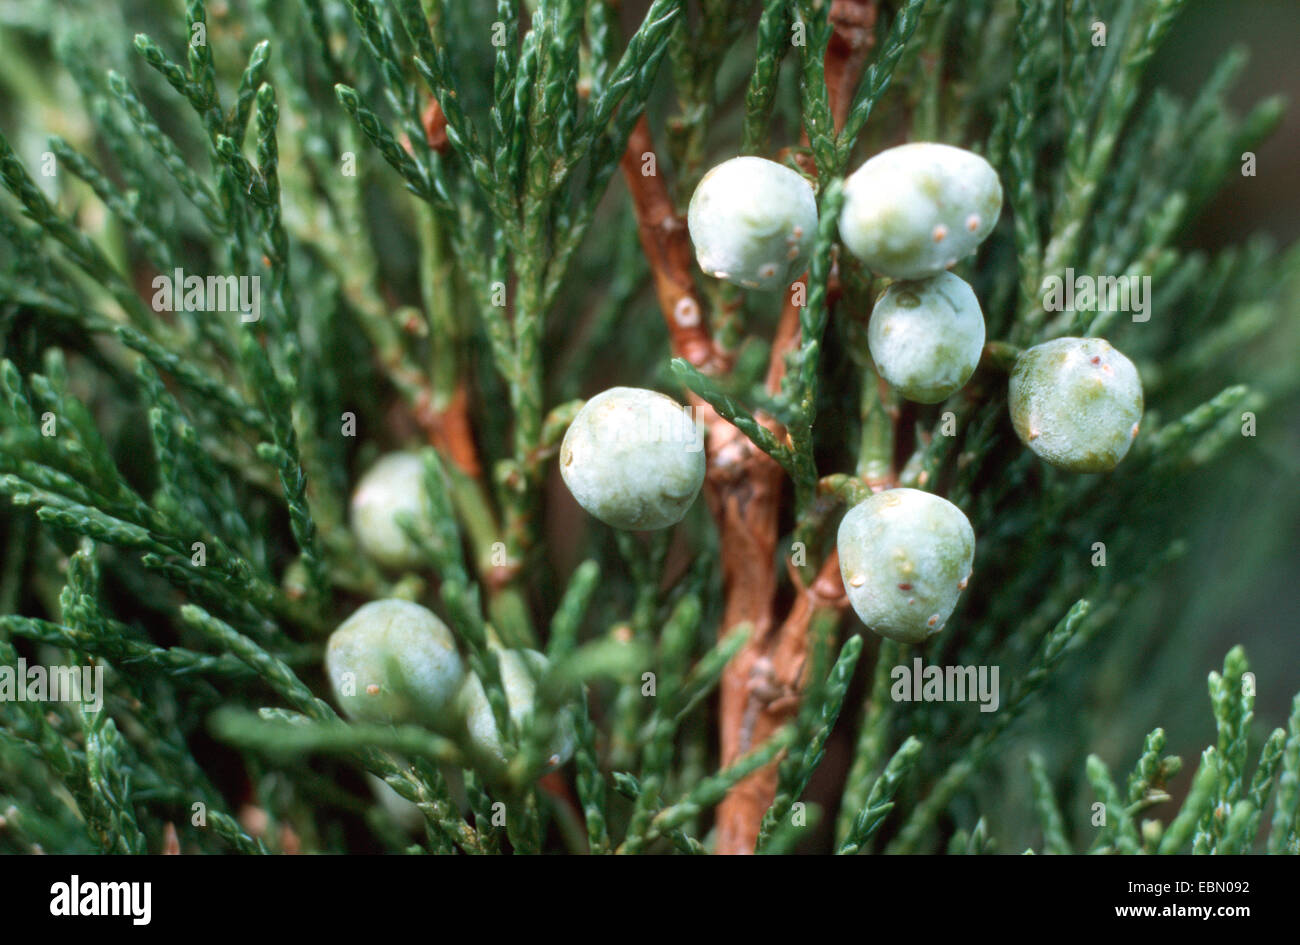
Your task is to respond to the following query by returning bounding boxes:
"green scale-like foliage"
[0,0,1296,854]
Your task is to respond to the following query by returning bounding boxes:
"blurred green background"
[979,0,1300,849]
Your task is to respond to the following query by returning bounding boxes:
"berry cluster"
[325,599,573,772]
[331,141,1150,738]
[841,143,999,410]
[680,144,1141,643]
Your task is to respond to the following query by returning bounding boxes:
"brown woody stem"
[619,3,884,853]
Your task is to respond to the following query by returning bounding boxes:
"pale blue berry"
[869,271,986,403]
[837,488,975,644]
[326,599,465,728]
[560,386,705,530]
[459,649,575,769]
[687,156,818,291]
[839,142,1003,280]
[1008,337,1143,473]
[349,451,430,570]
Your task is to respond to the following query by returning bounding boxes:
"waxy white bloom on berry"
[839,142,1002,280]
[560,386,706,530]
[459,649,575,769]
[838,489,975,644]
[326,599,464,728]
[349,451,430,570]
[869,271,986,403]
[1009,337,1143,473]
[687,156,818,291]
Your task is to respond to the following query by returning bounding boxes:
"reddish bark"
[619,115,730,374]
[714,0,879,855]
[620,2,882,853]
[423,97,449,153]
[414,382,482,479]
